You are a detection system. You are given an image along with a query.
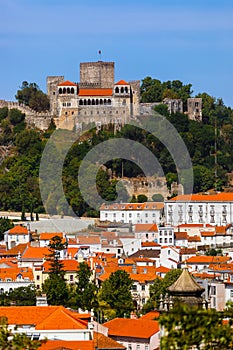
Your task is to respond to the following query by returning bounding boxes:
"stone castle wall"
[0,99,52,130]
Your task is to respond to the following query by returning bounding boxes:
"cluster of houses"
[1,192,233,349]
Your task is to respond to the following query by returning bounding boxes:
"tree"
[8,108,25,126]
[100,270,134,318]
[0,217,14,241]
[15,81,49,112]
[0,316,44,349]
[42,235,69,305]
[159,303,233,349]
[152,193,164,202]
[143,269,182,311]
[75,262,98,311]
[4,285,36,306]
[137,194,148,203]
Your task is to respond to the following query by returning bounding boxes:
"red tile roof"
[9,225,28,234]
[39,232,63,240]
[104,318,160,338]
[175,232,188,240]
[187,236,201,242]
[94,332,126,349]
[58,80,77,86]
[170,193,233,202]
[100,202,164,211]
[0,306,88,330]
[140,311,160,320]
[35,307,87,330]
[135,224,158,232]
[39,340,94,350]
[0,266,33,281]
[115,79,129,85]
[78,89,112,96]
[42,259,79,273]
[0,243,28,257]
[22,246,50,259]
[185,256,230,264]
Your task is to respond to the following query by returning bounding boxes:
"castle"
[47,61,141,131]
[0,60,202,130]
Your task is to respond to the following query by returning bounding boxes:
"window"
[141,284,145,291]
[36,275,40,281]
[128,345,132,350]
[230,290,233,298]
[70,275,74,282]
[136,345,140,350]
[211,286,216,295]
[132,285,137,291]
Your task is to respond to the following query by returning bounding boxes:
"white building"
[165,193,233,226]
[100,202,164,225]
[158,226,174,246]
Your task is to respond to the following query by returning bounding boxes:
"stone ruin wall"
[0,99,52,130]
[118,176,184,200]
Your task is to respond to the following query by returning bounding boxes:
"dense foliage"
[15,81,50,112]
[159,303,233,349]
[0,285,36,306]
[75,262,98,311]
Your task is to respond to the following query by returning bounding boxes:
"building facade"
[165,193,233,226]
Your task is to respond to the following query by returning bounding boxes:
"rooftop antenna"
[98,50,102,61]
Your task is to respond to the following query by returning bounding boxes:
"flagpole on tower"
[98,50,102,61]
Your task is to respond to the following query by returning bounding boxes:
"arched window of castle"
[67,88,70,94]
[104,99,107,105]
[88,99,91,105]
[79,99,83,105]
[71,87,74,94]
[96,99,99,105]
[100,99,103,105]
[115,87,119,93]
[125,87,128,93]
[84,99,87,105]
[63,88,66,94]
[122,99,126,105]
[108,99,111,105]
[120,87,124,93]
[59,88,62,94]
[92,99,95,105]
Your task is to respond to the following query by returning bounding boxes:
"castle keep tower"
[47,76,64,116]
[80,61,114,88]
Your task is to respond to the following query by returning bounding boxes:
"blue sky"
[1,0,233,106]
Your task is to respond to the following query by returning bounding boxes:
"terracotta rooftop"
[0,243,28,257]
[22,246,50,260]
[42,259,79,273]
[100,202,164,211]
[170,193,233,202]
[94,332,126,349]
[135,223,158,232]
[140,310,160,320]
[104,318,160,338]
[39,340,94,350]
[57,80,77,86]
[175,232,188,240]
[78,88,113,96]
[35,307,87,330]
[185,256,230,264]
[0,306,88,330]
[39,232,63,240]
[9,225,28,234]
[115,79,129,85]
